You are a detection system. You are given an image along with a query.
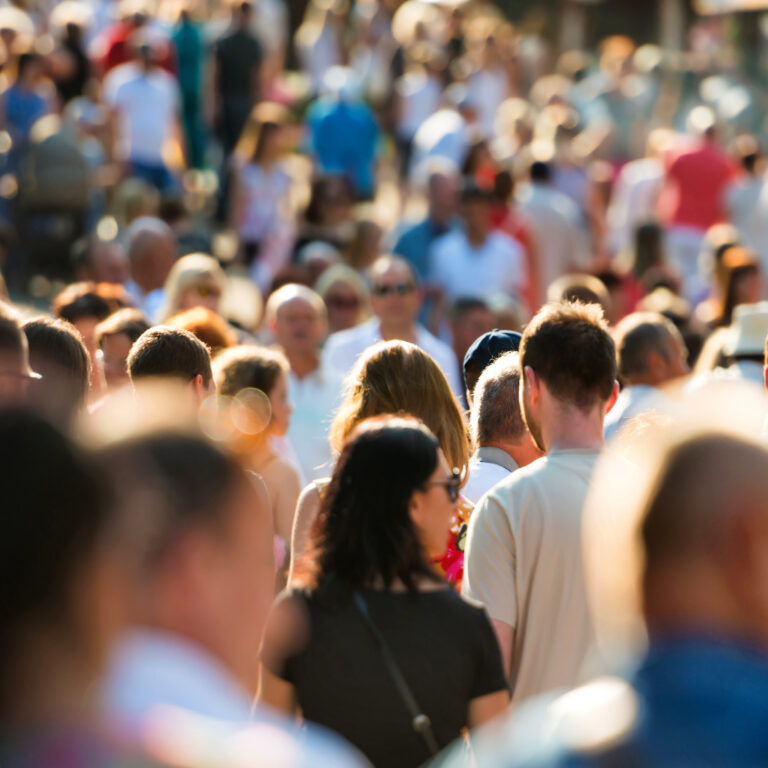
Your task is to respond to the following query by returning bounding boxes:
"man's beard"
[521,387,547,454]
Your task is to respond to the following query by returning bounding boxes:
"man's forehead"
[278,295,321,318]
[373,264,412,284]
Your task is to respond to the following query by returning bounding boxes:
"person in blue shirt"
[305,67,379,200]
[438,429,768,767]
[391,157,459,281]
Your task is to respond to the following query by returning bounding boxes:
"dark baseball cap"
[463,329,522,394]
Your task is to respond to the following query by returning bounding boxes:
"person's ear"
[190,374,208,404]
[409,488,426,533]
[524,366,540,404]
[606,380,620,414]
[763,365,768,392]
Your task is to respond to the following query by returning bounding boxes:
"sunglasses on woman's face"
[424,468,462,503]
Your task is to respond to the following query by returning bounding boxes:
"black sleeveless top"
[272,586,506,767]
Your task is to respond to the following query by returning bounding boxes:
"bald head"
[266,284,328,357]
[126,217,177,294]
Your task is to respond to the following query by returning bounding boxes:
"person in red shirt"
[658,106,736,302]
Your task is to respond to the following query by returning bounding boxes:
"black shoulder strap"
[353,591,440,757]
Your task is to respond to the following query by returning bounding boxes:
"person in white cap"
[722,301,768,387]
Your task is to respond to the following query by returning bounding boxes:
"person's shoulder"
[324,320,373,352]
[416,324,456,358]
[488,229,524,255]
[431,228,463,252]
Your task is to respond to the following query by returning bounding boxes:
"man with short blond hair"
[463,301,617,704]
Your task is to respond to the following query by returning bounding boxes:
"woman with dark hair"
[260,416,508,767]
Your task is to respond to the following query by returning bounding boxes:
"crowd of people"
[3,0,768,765]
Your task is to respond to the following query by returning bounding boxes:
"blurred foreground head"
[94,407,274,699]
[585,425,768,656]
[0,409,118,724]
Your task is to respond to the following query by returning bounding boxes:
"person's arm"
[468,690,509,729]
[461,492,518,686]
[490,619,514,680]
[274,460,302,545]
[258,592,307,716]
[289,482,322,582]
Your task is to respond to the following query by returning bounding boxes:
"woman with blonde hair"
[160,252,227,320]
[290,340,470,584]
[213,345,300,585]
[314,263,370,335]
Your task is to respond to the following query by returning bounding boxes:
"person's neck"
[485,439,540,468]
[6,629,98,728]
[429,210,450,230]
[287,349,320,380]
[645,561,768,654]
[379,319,418,344]
[131,272,155,295]
[542,403,605,453]
[466,227,487,248]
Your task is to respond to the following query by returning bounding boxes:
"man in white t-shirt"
[463,301,618,704]
[429,181,527,302]
[266,283,343,482]
[323,255,463,398]
[464,351,543,504]
[102,31,183,191]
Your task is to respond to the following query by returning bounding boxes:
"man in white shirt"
[516,161,591,298]
[463,301,618,704]
[102,31,183,191]
[429,181,527,303]
[323,255,463,398]
[266,283,343,481]
[605,312,689,441]
[464,351,543,504]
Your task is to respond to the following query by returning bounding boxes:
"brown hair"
[213,344,288,398]
[128,326,213,387]
[330,341,469,475]
[520,301,616,410]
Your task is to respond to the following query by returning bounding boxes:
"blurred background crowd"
[5,0,768,765]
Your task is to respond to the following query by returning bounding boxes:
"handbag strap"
[353,591,441,757]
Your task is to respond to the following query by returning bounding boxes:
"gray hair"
[470,351,526,448]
